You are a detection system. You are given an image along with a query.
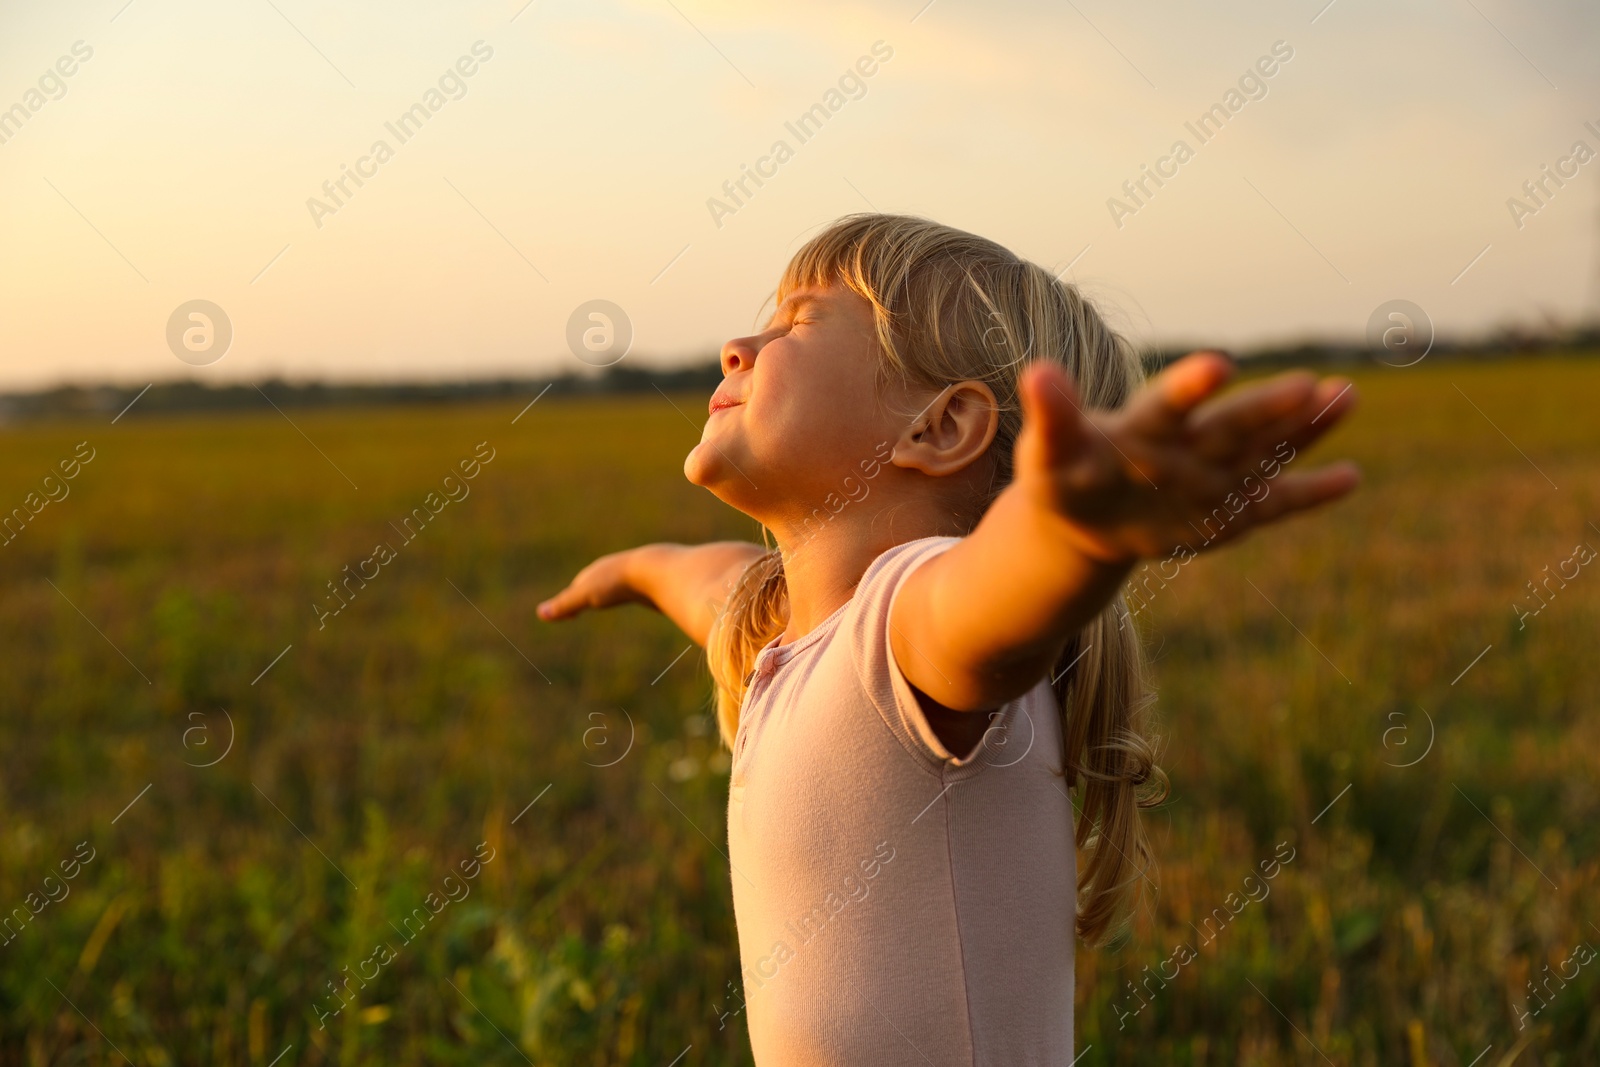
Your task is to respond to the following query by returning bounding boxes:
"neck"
[769,495,966,645]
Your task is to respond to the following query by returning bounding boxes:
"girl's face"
[685,283,903,524]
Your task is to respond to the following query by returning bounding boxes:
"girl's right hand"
[536,541,767,646]
[537,550,649,621]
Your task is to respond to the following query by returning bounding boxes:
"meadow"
[0,354,1595,1065]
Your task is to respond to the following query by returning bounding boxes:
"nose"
[720,333,761,376]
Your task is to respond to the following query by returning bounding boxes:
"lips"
[708,394,745,415]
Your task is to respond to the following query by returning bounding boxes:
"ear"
[891,381,1000,477]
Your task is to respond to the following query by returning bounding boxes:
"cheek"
[760,347,875,433]
[750,366,870,465]
[751,362,814,428]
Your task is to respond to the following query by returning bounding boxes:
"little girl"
[538,214,1358,1064]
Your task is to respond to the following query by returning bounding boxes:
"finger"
[1186,370,1318,460]
[1126,350,1237,439]
[1246,462,1361,526]
[1231,377,1359,469]
[1303,376,1358,431]
[537,585,588,621]
[1016,361,1092,474]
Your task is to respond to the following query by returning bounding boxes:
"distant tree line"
[3,327,1596,422]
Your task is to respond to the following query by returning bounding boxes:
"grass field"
[0,355,1596,1065]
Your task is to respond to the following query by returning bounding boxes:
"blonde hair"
[706,213,1167,944]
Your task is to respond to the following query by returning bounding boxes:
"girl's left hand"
[1014,351,1361,566]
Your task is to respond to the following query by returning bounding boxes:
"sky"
[0,0,1597,389]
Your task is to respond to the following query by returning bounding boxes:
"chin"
[683,441,719,488]
[684,441,765,514]
[682,443,732,495]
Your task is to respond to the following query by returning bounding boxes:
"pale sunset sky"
[0,0,1596,388]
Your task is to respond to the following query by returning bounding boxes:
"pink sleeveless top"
[727,536,1077,1065]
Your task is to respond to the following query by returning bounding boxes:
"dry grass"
[0,355,1594,1064]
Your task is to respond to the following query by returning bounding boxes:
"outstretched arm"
[891,352,1360,711]
[538,541,768,647]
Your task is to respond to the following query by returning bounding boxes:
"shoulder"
[842,535,963,675]
[854,535,963,604]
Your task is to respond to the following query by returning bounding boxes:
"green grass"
[0,355,1596,1065]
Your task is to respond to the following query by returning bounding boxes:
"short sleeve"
[844,535,1023,779]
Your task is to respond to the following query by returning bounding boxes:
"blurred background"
[0,0,1596,1063]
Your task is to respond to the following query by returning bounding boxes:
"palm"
[1012,352,1360,565]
